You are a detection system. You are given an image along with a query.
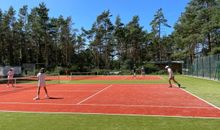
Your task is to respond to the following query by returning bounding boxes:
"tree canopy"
[0,1,220,72]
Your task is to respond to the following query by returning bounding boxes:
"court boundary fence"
[183,54,220,80]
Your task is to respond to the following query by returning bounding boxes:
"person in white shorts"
[165,65,181,88]
[133,64,137,77]
[7,68,15,87]
[33,68,50,100]
[141,66,145,76]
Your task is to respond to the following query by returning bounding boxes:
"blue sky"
[0,0,190,35]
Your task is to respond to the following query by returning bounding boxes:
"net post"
[14,78,17,87]
[58,73,60,84]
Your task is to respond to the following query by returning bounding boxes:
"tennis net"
[0,76,34,86]
[69,72,97,80]
[0,74,60,88]
[0,77,38,96]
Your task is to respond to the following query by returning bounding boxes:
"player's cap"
[40,68,45,73]
[165,66,169,69]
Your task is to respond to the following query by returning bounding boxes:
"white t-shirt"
[37,72,46,87]
[7,71,14,79]
[167,68,173,79]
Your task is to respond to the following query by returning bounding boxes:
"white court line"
[79,103,213,109]
[7,90,98,92]
[0,101,214,109]
[174,84,220,110]
[0,87,99,93]
[76,84,112,105]
[1,110,220,119]
[0,87,35,93]
[48,90,98,92]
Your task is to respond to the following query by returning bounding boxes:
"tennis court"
[0,75,220,118]
[55,74,162,80]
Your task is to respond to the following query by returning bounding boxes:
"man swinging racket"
[165,65,181,88]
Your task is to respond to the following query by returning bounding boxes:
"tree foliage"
[1,1,220,72]
[173,0,220,63]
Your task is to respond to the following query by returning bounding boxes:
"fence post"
[197,57,199,77]
[209,55,211,79]
[218,54,220,81]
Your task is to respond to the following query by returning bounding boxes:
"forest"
[0,0,220,73]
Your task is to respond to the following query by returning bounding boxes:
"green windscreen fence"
[184,54,220,80]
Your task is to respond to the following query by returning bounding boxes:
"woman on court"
[165,65,181,88]
[7,68,15,87]
[33,68,50,100]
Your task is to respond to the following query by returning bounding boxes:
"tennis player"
[165,65,181,88]
[7,68,15,87]
[133,64,137,77]
[141,66,145,76]
[33,68,50,100]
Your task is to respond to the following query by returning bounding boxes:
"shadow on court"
[47,97,64,100]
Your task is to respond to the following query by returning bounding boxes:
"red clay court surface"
[0,83,220,118]
[50,75,162,80]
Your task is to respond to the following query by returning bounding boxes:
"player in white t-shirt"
[33,68,50,100]
[165,66,181,88]
[141,66,145,76]
[133,64,137,77]
[7,68,15,87]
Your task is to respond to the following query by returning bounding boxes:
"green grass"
[0,112,220,130]
[1,75,220,130]
[174,75,220,107]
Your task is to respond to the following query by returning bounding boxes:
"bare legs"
[7,79,15,87]
[33,86,49,100]
[169,77,181,88]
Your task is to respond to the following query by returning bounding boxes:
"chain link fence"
[183,54,220,80]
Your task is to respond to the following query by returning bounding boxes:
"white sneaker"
[33,97,40,100]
